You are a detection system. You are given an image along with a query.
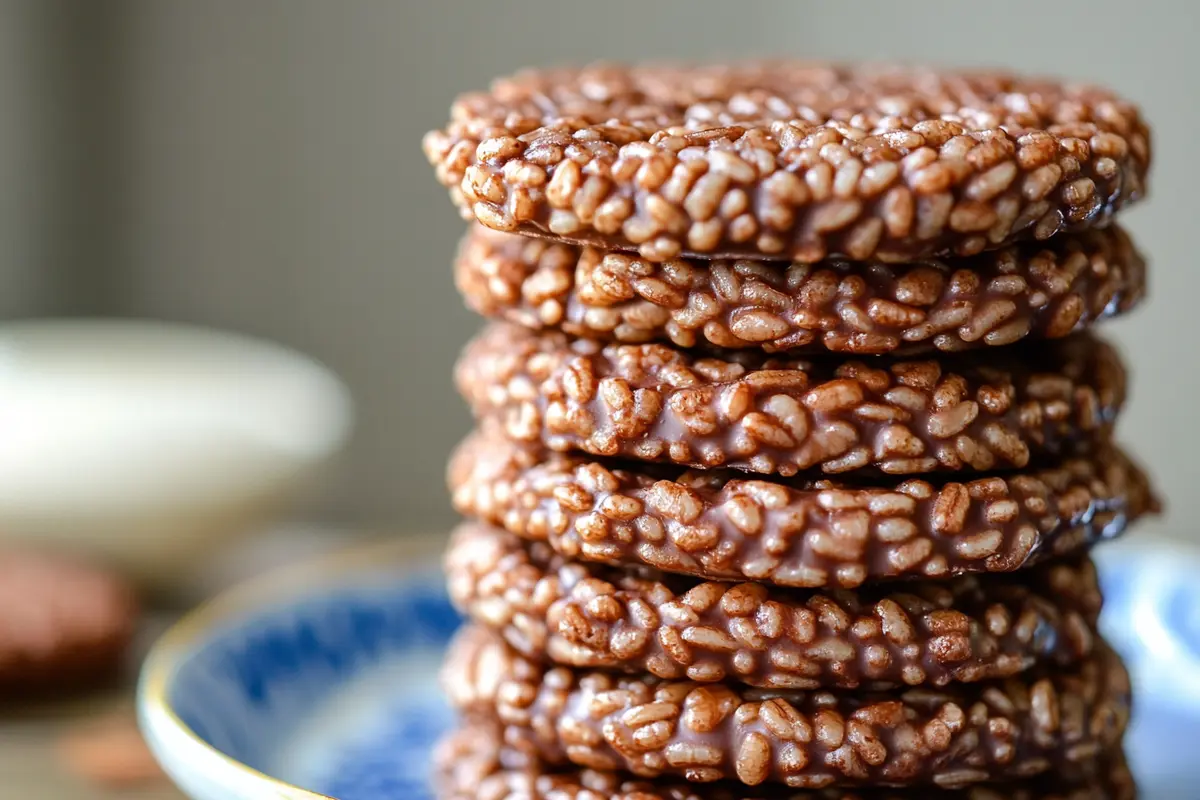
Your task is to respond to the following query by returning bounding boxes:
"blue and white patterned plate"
[139,536,1200,800]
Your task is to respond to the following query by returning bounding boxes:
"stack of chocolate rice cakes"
[423,63,1158,799]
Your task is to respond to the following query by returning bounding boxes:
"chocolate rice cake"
[424,63,1150,263]
[442,625,1130,789]
[447,522,1102,690]
[448,429,1154,589]
[455,225,1145,354]
[457,323,1125,476]
[435,721,1136,800]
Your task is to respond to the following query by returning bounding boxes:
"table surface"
[2,692,182,800]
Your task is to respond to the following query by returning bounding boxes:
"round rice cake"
[456,323,1126,476]
[442,625,1131,790]
[424,63,1150,263]
[434,720,1136,799]
[447,429,1155,589]
[446,521,1103,690]
[454,225,1146,355]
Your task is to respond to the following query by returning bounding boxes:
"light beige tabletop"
[1,692,182,800]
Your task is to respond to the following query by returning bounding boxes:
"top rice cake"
[425,62,1149,263]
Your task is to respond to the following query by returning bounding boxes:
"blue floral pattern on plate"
[144,539,1200,800]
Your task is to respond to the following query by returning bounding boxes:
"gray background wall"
[4,0,1193,539]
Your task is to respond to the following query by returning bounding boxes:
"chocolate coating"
[443,625,1130,789]
[455,225,1146,354]
[424,63,1150,263]
[435,721,1137,799]
[457,323,1125,476]
[448,429,1155,588]
[447,522,1103,690]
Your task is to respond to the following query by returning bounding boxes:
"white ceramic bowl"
[0,318,353,586]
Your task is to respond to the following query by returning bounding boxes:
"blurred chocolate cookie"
[0,551,137,693]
